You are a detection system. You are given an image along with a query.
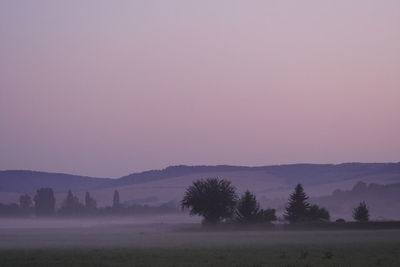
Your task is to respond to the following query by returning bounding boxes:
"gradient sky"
[1,0,399,178]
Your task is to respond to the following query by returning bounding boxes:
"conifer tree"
[236,190,260,224]
[284,184,310,223]
[235,190,277,224]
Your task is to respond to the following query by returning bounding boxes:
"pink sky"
[1,1,399,177]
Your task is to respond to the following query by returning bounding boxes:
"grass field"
[0,219,399,266]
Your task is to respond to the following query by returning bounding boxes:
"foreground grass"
[0,223,400,266]
[1,244,400,267]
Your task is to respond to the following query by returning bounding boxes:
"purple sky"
[1,1,399,178]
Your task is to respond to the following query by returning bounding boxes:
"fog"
[3,220,400,252]
[0,214,199,230]
[1,217,400,250]
[0,215,201,249]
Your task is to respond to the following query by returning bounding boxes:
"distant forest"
[0,188,179,217]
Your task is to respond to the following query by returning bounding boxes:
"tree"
[113,190,121,209]
[181,178,238,225]
[34,188,56,216]
[235,190,276,224]
[59,190,84,215]
[19,194,32,209]
[236,190,260,224]
[19,194,33,216]
[308,204,330,221]
[284,184,310,223]
[353,201,370,222]
[85,192,97,212]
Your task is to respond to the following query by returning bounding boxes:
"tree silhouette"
[284,184,310,223]
[113,190,121,209]
[34,188,55,216]
[236,190,261,224]
[308,204,330,221]
[19,194,32,209]
[353,201,370,222]
[181,178,237,225]
[235,190,276,224]
[19,194,33,216]
[85,192,97,212]
[59,190,84,215]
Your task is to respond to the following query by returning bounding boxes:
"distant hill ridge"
[0,170,110,193]
[1,162,400,193]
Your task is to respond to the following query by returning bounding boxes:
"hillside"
[110,163,400,187]
[0,170,109,193]
[1,163,400,210]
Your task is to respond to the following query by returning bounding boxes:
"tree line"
[181,177,370,225]
[0,178,371,222]
[0,188,178,217]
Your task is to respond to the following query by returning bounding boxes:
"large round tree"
[181,178,237,225]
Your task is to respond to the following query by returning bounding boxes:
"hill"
[0,170,109,193]
[109,163,400,187]
[1,163,400,213]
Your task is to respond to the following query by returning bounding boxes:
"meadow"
[0,218,399,266]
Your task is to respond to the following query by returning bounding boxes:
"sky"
[1,0,399,178]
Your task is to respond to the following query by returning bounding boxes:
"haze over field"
[1,0,400,178]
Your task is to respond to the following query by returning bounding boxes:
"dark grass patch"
[1,244,400,267]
